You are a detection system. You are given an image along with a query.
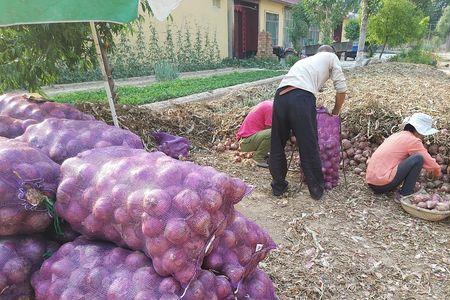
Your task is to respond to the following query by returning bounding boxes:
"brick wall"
[256,31,277,59]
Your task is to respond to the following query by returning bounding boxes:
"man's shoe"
[309,186,324,200]
[272,181,289,197]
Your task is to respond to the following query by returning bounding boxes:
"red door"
[233,1,258,58]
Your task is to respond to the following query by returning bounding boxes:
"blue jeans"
[369,154,424,196]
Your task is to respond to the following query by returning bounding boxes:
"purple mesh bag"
[16,118,144,164]
[56,147,252,287]
[0,116,38,139]
[0,93,94,121]
[203,210,276,290]
[153,132,190,159]
[0,138,60,236]
[0,235,58,299]
[31,238,234,300]
[236,268,278,300]
[316,107,341,190]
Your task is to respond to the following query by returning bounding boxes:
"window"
[265,12,279,46]
[300,25,320,46]
[284,8,293,48]
[212,0,221,8]
[308,25,320,45]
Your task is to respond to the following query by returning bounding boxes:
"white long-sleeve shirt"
[279,52,347,96]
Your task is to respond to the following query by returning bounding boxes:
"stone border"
[140,75,284,110]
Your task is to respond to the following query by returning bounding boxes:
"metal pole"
[89,21,120,127]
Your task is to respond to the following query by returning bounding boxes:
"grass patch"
[390,48,438,66]
[53,70,285,105]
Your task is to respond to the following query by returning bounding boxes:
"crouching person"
[366,113,441,199]
[236,100,273,168]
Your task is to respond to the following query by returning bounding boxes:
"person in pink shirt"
[236,100,273,168]
[366,113,441,199]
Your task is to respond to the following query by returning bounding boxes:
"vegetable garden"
[0,61,449,299]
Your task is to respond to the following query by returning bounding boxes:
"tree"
[356,0,382,60]
[344,19,360,41]
[289,2,312,49]
[436,6,450,49]
[356,0,369,60]
[368,0,429,58]
[303,0,359,43]
[436,6,450,38]
[0,1,152,94]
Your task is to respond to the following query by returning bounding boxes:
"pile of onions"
[410,193,450,211]
[0,93,94,122]
[213,138,239,153]
[0,138,60,236]
[31,237,235,300]
[0,236,58,299]
[16,118,144,164]
[56,147,251,287]
[203,211,276,289]
[341,134,450,193]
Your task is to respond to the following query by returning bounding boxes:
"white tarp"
[147,0,183,21]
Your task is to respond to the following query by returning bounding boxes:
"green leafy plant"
[436,6,450,40]
[289,2,312,49]
[286,55,300,67]
[390,47,438,66]
[368,0,429,58]
[154,60,179,82]
[344,19,360,41]
[55,22,225,84]
[302,0,359,43]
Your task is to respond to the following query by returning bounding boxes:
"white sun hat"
[402,113,439,136]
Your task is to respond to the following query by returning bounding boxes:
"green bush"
[344,19,360,41]
[154,60,179,82]
[56,22,222,84]
[390,48,438,66]
[286,55,300,67]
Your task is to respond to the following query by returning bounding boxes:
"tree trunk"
[379,40,387,59]
[356,0,368,60]
[98,39,118,104]
[446,34,450,52]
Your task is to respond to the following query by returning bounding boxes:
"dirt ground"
[192,151,449,300]
[78,62,450,300]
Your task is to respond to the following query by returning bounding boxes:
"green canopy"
[0,0,139,27]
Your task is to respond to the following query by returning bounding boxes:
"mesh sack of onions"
[0,116,38,139]
[235,268,278,300]
[203,210,276,290]
[16,118,144,164]
[0,93,94,122]
[31,237,234,300]
[153,132,190,159]
[0,138,60,236]
[56,147,252,287]
[0,235,58,299]
[316,107,341,189]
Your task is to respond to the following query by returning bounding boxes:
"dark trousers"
[369,154,424,196]
[269,88,324,199]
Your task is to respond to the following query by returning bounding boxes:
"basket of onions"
[400,193,450,221]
